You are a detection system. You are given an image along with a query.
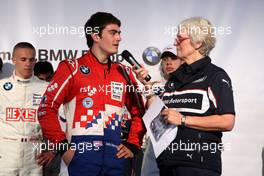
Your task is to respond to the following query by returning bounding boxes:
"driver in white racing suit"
[0,42,48,176]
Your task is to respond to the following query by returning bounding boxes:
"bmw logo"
[3,82,13,91]
[80,65,90,75]
[82,97,93,108]
[142,47,161,66]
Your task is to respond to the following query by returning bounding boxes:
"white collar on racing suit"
[12,71,32,83]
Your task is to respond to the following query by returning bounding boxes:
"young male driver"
[0,42,48,176]
[38,12,146,176]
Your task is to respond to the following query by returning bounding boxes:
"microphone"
[121,50,151,81]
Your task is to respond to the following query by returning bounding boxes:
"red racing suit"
[38,51,145,161]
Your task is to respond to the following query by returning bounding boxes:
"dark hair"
[84,12,121,48]
[34,61,54,81]
[0,57,3,72]
[12,42,36,56]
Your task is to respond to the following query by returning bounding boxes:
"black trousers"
[159,166,221,176]
[124,150,144,176]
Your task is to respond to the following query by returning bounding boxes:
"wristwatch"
[181,114,187,127]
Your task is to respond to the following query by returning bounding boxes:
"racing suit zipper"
[104,69,107,79]
[102,67,108,166]
[22,82,26,165]
[103,67,108,109]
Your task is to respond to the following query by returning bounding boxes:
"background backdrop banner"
[1,0,263,175]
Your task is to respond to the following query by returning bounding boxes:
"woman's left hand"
[161,108,182,126]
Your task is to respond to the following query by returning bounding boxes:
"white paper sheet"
[143,97,178,158]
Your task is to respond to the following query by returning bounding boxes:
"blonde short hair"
[178,17,216,56]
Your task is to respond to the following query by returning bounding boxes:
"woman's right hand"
[132,64,150,85]
[132,64,160,93]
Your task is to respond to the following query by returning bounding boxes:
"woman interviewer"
[135,17,235,176]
